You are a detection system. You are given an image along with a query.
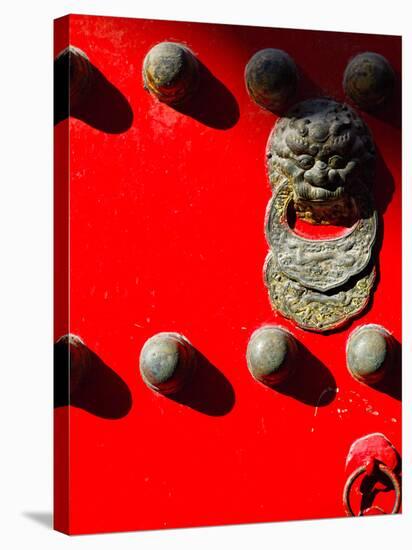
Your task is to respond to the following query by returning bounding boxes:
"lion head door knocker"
[264,98,377,332]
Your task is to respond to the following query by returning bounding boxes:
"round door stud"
[343,52,395,110]
[55,45,94,109]
[244,48,298,112]
[55,333,90,395]
[346,324,394,384]
[246,326,297,386]
[139,332,195,395]
[142,42,199,105]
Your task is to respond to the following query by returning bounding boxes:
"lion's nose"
[304,161,329,187]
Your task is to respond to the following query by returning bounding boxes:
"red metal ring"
[343,463,401,516]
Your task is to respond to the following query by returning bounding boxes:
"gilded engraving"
[264,253,376,332]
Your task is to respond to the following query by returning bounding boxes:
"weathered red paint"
[54,14,401,535]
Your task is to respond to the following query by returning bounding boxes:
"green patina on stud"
[346,324,393,384]
[140,332,194,395]
[247,326,297,387]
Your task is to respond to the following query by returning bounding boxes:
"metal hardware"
[264,98,377,332]
[265,182,377,292]
[343,52,395,110]
[139,332,195,395]
[245,48,298,112]
[55,333,89,396]
[346,324,394,384]
[142,42,199,105]
[55,45,94,109]
[343,463,401,516]
[343,433,401,516]
[246,326,297,386]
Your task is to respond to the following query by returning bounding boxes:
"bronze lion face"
[267,98,375,223]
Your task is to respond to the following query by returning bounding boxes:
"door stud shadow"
[54,335,132,419]
[54,47,133,133]
[170,350,235,416]
[373,337,401,401]
[171,60,239,130]
[273,342,337,407]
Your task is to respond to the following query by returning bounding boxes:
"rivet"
[139,332,195,394]
[346,324,393,384]
[246,326,297,386]
[142,42,199,105]
[343,52,395,110]
[245,48,298,112]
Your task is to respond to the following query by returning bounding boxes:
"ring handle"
[343,463,401,516]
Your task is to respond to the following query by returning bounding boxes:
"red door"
[54,14,401,535]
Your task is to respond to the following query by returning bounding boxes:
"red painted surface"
[344,433,401,516]
[54,14,402,535]
[346,433,401,474]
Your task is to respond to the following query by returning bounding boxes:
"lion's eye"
[329,155,345,169]
[298,155,315,170]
